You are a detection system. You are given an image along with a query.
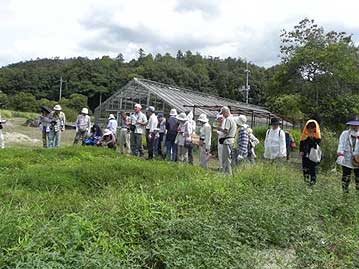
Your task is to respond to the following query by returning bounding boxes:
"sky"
[0,0,358,68]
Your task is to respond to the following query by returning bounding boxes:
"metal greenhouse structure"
[94,78,288,127]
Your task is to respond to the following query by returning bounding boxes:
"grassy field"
[0,146,358,268]
[0,114,355,268]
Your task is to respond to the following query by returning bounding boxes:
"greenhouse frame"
[94,78,289,127]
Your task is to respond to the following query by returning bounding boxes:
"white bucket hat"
[197,113,209,123]
[53,104,62,111]
[108,114,115,120]
[169,108,178,116]
[103,129,112,136]
[81,108,89,114]
[176,112,187,121]
[234,115,247,126]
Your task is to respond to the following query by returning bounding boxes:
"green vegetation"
[0,147,358,268]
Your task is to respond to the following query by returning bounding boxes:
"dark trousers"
[131,133,143,156]
[165,133,177,161]
[42,128,47,148]
[157,133,165,156]
[185,142,194,165]
[145,129,149,149]
[147,134,155,159]
[302,157,318,185]
[342,166,359,192]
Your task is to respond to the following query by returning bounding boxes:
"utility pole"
[244,60,250,104]
[58,77,67,102]
[238,60,251,104]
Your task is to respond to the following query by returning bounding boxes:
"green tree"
[267,94,304,124]
[270,18,359,126]
[9,92,38,112]
[0,92,9,108]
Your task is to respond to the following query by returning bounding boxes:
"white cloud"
[0,0,358,67]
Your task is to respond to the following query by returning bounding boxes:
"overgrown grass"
[0,147,358,268]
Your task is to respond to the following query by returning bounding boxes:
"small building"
[94,78,288,127]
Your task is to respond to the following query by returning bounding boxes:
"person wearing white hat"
[73,108,91,145]
[48,104,66,147]
[100,128,116,150]
[185,111,196,165]
[264,118,286,161]
[130,104,147,156]
[165,108,179,161]
[235,115,250,164]
[175,112,190,162]
[337,117,359,192]
[145,106,158,159]
[217,106,237,175]
[198,114,212,169]
[106,114,118,136]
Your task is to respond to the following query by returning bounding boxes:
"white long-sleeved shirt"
[76,114,91,132]
[200,123,212,151]
[107,119,118,135]
[337,130,359,168]
[147,113,158,133]
[264,127,286,160]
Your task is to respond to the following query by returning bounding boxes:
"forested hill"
[1,19,359,128]
[0,52,269,111]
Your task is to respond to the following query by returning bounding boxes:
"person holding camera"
[217,106,237,175]
[130,104,147,157]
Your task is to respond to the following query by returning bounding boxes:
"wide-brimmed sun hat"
[103,129,112,136]
[197,113,209,123]
[81,108,89,114]
[346,117,359,126]
[176,112,188,121]
[169,109,178,116]
[53,104,62,111]
[234,115,247,126]
[108,114,115,120]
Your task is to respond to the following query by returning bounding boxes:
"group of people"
[2,103,359,193]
